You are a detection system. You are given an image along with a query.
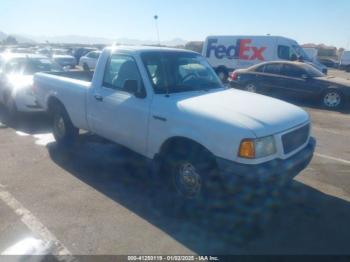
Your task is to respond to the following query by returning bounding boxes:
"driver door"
[88,54,150,155]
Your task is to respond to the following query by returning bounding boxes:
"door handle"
[94,94,103,102]
[153,115,167,122]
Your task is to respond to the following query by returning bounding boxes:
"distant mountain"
[0,31,188,47]
[13,34,187,46]
[0,31,35,43]
[0,31,7,41]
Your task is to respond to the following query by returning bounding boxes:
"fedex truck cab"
[202,35,327,80]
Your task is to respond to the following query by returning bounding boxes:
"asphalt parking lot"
[0,69,350,257]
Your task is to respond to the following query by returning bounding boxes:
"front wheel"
[52,105,79,146]
[321,89,344,110]
[158,145,226,217]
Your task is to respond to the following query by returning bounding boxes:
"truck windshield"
[141,51,223,94]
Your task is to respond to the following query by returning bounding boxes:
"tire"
[52,104,79,146]
[321,89,344,110]
[157,143,225,218]
[244,82,257,93]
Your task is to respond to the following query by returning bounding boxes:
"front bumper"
[216,137,316,187]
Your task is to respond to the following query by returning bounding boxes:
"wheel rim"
[323,92,341,107]
[245,83,256,93]
[54,115,66,139]
[174,162,202,199]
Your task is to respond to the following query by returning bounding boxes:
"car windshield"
[4,58,63,75]
[303,64,325,77]
[141,51,223,94]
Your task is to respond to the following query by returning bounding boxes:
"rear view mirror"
[123,80,146,98]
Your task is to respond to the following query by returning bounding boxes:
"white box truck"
[202,35,327,80]
[340,51,350,72]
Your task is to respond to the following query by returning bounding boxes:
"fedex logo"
[206,38,267,61]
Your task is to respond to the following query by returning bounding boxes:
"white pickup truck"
[34,46,315,208]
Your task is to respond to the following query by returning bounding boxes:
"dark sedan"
[230,61,350,109]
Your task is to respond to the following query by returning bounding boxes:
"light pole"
[154,15,160,46]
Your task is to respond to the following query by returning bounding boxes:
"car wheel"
[322,89,344,109]
[158,144,225,217]
[52,104,79,146]
[244,83,257,93]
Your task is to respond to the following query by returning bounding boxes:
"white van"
[340,51,350,71]
[202,35,327,80]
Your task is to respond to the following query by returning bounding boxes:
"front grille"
[282,124,310,154]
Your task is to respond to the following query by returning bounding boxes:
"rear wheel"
[322,89,344,109]
[52,104,79,146]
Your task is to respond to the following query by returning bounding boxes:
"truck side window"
[278,45,291,60]
[103,54,142,92]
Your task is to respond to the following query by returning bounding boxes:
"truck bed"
[45,70,94,82]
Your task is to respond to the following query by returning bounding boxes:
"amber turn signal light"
[238,139,255,159]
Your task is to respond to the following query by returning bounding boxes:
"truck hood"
[176,89,309,137]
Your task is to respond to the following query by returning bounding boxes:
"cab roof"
[106,45,198,55]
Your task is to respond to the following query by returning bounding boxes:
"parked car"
[52,55,77,69]
[203,35,327,81]
[36,48,52,57]
[0,53,63,120]
[339,51,350,72]
[34,46,315,212]
[73,47,97,63]
[78,51,101,70]
[230,61,350,109]
[319,58,338,68]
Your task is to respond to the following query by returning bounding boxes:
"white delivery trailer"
[202,35,327,80]
[340,51,350,71]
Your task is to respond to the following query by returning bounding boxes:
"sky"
[0,0,350,48]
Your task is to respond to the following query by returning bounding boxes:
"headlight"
[238,136,276,159]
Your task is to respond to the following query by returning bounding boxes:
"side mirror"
[123,79,146,98]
